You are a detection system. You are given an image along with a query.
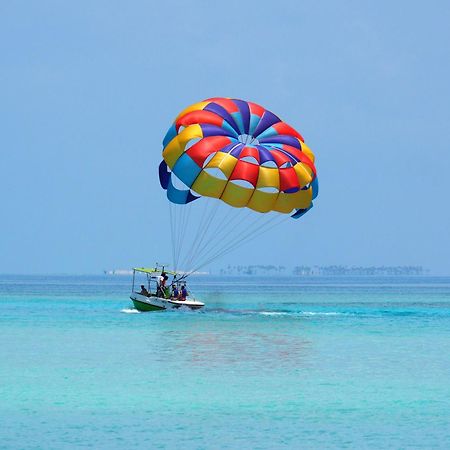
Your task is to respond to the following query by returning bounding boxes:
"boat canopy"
[133,267,177,276]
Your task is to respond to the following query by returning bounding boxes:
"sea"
[1,274,450,449]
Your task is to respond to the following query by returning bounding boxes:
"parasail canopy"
[160,97,318,219]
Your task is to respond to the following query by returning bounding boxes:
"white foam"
[121,308,140,314]
[259,311,289,316]
[301,312,341,316]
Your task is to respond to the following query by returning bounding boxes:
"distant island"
[219,265,425,276]
[104,265,426,277]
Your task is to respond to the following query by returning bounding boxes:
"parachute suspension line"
[177,198,218,273]
[171,203,180,270]
[173,206,184,272]
[188,201,257,272]
[195,211,287,273]
[179,198,212,272]
[185,202,240,271]
[181,205,192,269]
[188,207,255,270]
[169,196,291,278]
[187,213,288,276]
[169,201,187,272]
[186,211,268,274]
[171,203,178,269]
[183,198,221,272]
[169,203,174,268]
[179,204,192,269]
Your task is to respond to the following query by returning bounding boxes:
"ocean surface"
[1,275,450,449]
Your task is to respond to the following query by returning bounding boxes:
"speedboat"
[129,266,205,312]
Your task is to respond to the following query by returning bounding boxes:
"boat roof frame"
[133,267,178,276]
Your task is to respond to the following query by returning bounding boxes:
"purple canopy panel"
[259,135,301,149]
[253,110,281,137]
[204,102,241,134]
[231,99,251,134]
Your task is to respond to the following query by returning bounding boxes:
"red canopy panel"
[229,159,260,187]
[279,167,300,191]
[186,136,233,167]
[273,122,304,141]
[270,149,293,167]
[247,101,265,117]
[240,146,260,163]
[176,110,223,131]
[207,97,239,114]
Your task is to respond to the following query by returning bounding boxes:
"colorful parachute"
[159,97,318,219]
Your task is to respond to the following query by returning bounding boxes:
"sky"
[1,0,450,274]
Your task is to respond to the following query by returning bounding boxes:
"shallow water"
[1,275,450,449]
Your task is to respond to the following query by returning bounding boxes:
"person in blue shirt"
[171,284,179,299]
[180,285,187,301]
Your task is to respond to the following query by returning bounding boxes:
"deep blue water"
[1,275,450,449]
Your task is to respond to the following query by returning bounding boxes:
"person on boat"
[139,285,149,296]
[159,272,169,290]
[180,285,188,301]
[171,284,179,299]
[156,271,168,297]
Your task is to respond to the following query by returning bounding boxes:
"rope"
[166,166,294,276]
[183,199,220,272]
[188,208,257,270]
[187,213,288,275]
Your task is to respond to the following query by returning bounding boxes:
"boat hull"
[130,293,204,312]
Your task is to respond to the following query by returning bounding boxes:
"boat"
[129,266,205,312]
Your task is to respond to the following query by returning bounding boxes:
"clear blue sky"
[1,0,449,274]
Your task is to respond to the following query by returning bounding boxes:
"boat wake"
[208,308,348,317]
[120,308,141,314]
[259,311,345,317]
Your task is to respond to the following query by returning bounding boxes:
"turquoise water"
[1,275,450,449]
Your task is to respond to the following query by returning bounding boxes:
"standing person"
[157,271,169,297]
[159,272,167,288]
[180,285,188,301]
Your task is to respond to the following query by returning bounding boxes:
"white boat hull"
[130,292,204,311]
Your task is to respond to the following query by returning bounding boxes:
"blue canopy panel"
[291,177,318,219]
[311,176,319,200]
[159,160,170,190]
[163,124,178,148]
[159,160,199,205]
[291,204,312,219]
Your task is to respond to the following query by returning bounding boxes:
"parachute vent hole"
[238,134,260,145]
